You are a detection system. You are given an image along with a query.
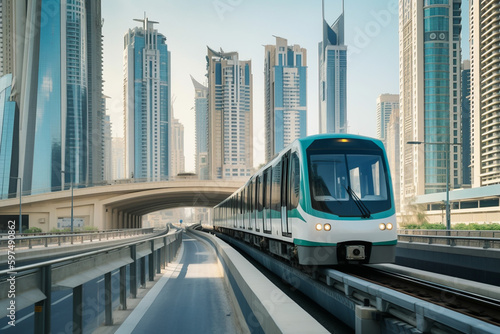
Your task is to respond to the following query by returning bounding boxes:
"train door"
[250,180,255,230]
[281,151,291,236]
[256,175,262,232]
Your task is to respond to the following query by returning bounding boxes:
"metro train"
[212,134,397,265]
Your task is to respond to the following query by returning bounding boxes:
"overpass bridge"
[0,180,243,231]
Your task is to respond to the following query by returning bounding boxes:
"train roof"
[263,133,384,169]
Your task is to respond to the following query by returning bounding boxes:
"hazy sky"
[102,0,469,172]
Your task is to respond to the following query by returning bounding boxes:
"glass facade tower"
[0,74,17,199]
[6,0,105,195]
[318,0,347,134]
[399,0,462,211]
[124,16,171,181]
[265,36,307,162]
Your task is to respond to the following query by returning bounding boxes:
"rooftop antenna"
[133,12,159,30]
[322,0,325,22]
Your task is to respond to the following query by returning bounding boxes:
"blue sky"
[102,0,469,171]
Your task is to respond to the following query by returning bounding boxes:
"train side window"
[265,167,272,233]
[272,163,281,214]
[290,152,300,209]
[256,175,262,232]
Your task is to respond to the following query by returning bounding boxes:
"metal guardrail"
[0,226,182,334]
[397,229,500,249]
[398,229,500,238]
[398,234,500,249]
[0,228,155,250]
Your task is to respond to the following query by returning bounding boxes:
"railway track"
[337,265,500,327]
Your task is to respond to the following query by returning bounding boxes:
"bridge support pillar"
[118,211,123,229]
[125,213,130,229]
[105,208,112,230]
[355,305,381,334]
[112,209,118,229]
[105,272,113,325]
[130,245,137,298]
[123,213,127,229]
[120,266,127,309]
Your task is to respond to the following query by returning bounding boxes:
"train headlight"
[386,223,394,230]
[315,223,322,231]
[379,223,386,230]
[324,223,331,231]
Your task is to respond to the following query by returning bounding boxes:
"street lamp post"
[61,171,74,232]
[9,176,22,234]
[407,141,461,231]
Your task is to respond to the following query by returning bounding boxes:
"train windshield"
[308,141,391,217]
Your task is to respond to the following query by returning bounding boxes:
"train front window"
[308,152,390,217]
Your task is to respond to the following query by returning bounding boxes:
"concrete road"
[119,234,246,333]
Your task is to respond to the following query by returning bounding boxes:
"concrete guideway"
[188,229,330,333]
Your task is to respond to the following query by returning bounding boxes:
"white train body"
[213,134,397,265]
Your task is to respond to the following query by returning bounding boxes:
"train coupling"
[345,245,366,260]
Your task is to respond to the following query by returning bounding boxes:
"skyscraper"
[87,0,107,186]
[376,94,399,146]
[206,47,253,180]
[0,0,13,78]
[11,0,105,195]
[318,0,347,134]
[124,15,171,181]
[191,76,209,180]
[399,0,462,210]
[470,0,500,187]
[264,36,307,162]
[112,137,125,180]
[103,114,112,181]
[461,60,471,187]
[171,118,185,177]
[385,111,400,213]
[0,74,17,199]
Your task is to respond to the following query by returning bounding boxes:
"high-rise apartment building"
[470,0,500,187]
[318,0,347,134]
[376,94,399,146]
[103,114,112,181]
[112,137,125,180]
[461,60,471,187]
[10,0,105,195]
[385,111,400,213]
[191,76,209,180]
[0,0,13,77]
[206,47,253,180]
[87,0,106,186]
[171,118,185,177]
[124,16,171,181]
[399,0,462,211]
[264,36,307,162]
